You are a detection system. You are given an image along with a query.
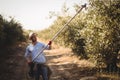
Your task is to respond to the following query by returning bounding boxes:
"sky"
[0,0,88,30]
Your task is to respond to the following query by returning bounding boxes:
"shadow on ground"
[46,53,120,80]
[0,43,120,80]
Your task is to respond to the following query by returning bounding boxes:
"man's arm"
[24,46,32,63]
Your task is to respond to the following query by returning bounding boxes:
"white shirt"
[25,42,49,63]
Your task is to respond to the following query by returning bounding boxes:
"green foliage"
[60,12,88,59]
[37,0,120,71]
[80,0,120,71]
[0,15,26,47]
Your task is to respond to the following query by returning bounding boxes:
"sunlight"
[0,0,88,30]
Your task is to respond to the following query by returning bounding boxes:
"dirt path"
[45,47,95,80]
[0,42,96,80]
[0,42,103,80]
[1,42,120,80]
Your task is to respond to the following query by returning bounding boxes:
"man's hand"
[48,41,52,45]
[28,62,33,66]
[48,41,52,50]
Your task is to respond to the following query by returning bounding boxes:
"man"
[24,32,52,80]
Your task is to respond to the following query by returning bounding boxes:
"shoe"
[28,72,34,78]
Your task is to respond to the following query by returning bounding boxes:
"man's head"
[29,32,37,42]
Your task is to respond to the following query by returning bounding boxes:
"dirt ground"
[0,42,120,80]
[45,47,96,80]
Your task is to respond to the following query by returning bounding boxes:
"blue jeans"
[34,64,48,80]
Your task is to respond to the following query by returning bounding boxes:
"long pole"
[32,4,86,61]
[51,4,86,41]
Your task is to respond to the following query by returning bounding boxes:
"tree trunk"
[106,56,118,72]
